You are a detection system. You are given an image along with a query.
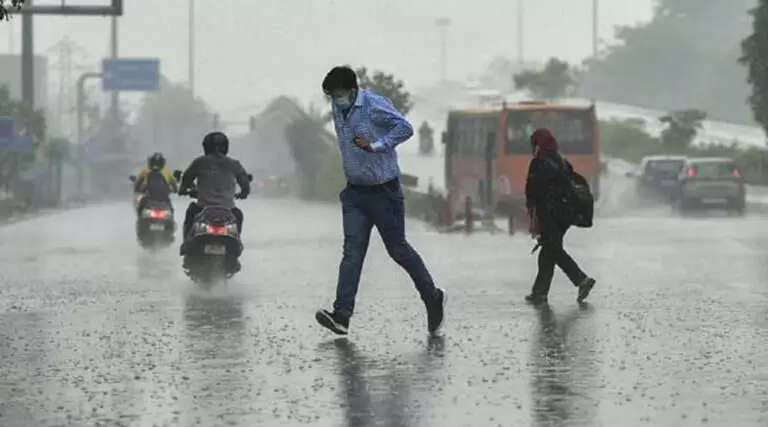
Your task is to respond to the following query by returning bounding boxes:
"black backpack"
[543,157,594,228]
[144,169,172,199]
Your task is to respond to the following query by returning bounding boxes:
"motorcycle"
[175,170,252,285]
[129,175,176,249]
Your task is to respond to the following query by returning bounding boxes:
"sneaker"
[525,294,548,304]
[577,277,596,303]
[426,288,447,335]
[315,309,349,336]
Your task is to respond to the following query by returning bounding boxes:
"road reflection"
[530,303,599,426]
[135,250,175,282]
[180,292,249,422]
[322,336,446,427]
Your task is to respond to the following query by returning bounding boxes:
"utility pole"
[188,0,195,97]
[110,16,120,125]
[21,0,34,108]
[592,0,599,58]
[8,18,14,54]
[517,0,524,67]
[76,72,103,195]
[46,37,89,138]
[435,18,450,83]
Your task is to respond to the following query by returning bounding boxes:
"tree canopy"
[355,67,413,115]
[0,85,45,142]
[658,108,706,148]
[740,0,768,135]
[578,0,755,124]
[130,78,214,166]
[0,0,23,21]
[513,58,576,100]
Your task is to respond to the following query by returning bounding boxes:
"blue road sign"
[0,116,34,152]
[0,116,14,138]
[102,58,160,92]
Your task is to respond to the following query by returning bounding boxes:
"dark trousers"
[531,228,587,296]
[183,202,244,238]
[334,179,439,318]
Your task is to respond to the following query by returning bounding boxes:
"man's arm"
[164,169,179,192]
[134,167,148,192]
[179,159,199,192]
[368,95,414,153]
[233,160,251,197]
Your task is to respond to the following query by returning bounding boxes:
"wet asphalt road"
[0,196,767,426]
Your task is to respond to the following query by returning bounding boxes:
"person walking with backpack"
[524,128,596,305]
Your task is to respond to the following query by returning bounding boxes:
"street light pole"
[21,0,34,108]
[110,15,120,125]
[188,0,195,97]
[592,0,599,58]
[435,18,450,83]
[77,72,103,195]
[517,0,524,66]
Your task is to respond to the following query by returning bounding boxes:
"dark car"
[626,155,687,199]
[672,157,745,216]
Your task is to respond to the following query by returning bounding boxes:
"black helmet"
[202,131,229,155]
[147,152,165,170]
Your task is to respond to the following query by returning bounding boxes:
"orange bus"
[441,100,601,231]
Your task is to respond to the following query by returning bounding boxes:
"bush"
[600,118,768,185]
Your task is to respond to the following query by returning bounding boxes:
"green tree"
[354,67,413,115]
[131,77,214,165]
[513,58,576,100]
[658,108,706,149]
[0,84,45,196]
[740,0,768,135]
[0,0,23,21]
[0,85,45,141]
[579,0,754,124]
[285,106,342,201]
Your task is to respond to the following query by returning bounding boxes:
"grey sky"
[4,0,652,118]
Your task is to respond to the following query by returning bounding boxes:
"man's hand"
[354,136,374,152]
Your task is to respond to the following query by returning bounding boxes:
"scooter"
[129,175,176,249]
[176,170,252,286]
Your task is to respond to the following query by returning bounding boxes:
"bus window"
[505,109,595,155]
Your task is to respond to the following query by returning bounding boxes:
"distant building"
[0,54,49,108]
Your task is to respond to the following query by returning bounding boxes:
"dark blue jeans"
[334,180,439,318]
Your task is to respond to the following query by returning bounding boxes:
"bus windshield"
[505,109,595,155]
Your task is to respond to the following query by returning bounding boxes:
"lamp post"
[435,18,451,83]
[592,0,599,58]
[188,0,195,97]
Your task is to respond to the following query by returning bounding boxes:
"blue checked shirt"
[330,90,414,186]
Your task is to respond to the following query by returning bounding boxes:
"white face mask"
[331,90,354,109]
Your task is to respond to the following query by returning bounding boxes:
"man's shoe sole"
[577,279,596,303]
[315,310,348,335]
[525,296,548,305]
[429,289,448,335]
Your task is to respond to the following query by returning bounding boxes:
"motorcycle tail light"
[207,225,227,234]
[149,209,168,219]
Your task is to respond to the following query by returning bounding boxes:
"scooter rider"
[178,131,251,255]
[134,152,177,214]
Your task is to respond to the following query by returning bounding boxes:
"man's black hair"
[322,66,358,94]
